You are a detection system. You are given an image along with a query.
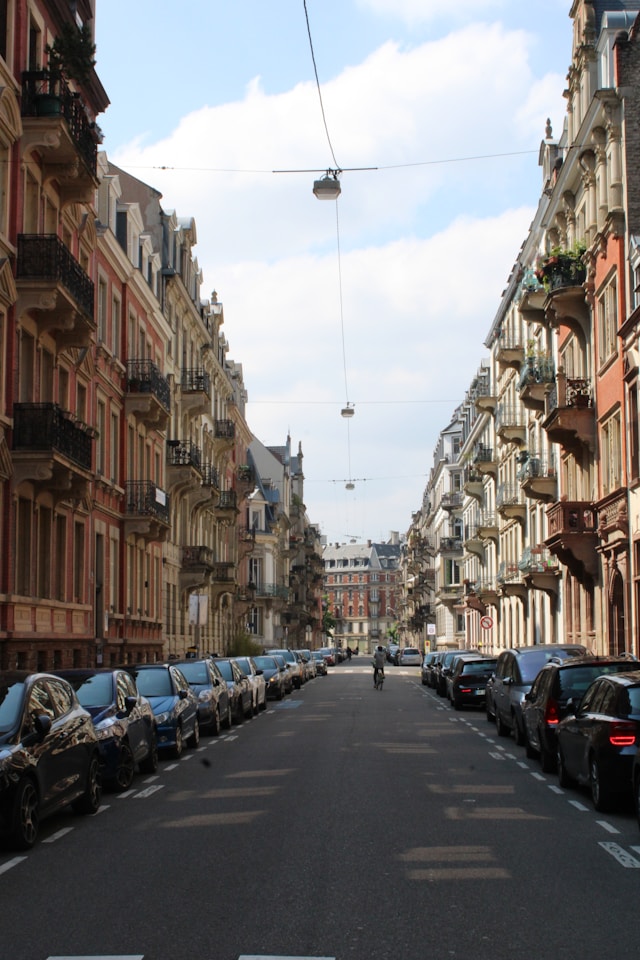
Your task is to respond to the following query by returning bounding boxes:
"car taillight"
[544,699,560,726]
[459,687,472,694]
[609,722,636,747]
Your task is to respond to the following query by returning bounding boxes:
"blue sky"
[95,0,575,544]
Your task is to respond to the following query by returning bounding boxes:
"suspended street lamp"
[341,403,354,418]
[313,169,341,200]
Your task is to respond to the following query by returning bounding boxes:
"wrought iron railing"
[214,419,235,440]
[201,463,219,488]
[126,360,171,412]
[167,441,202,471]
[181,368,211,396]
[181,545,214,568]
[125,481,170,525]
[217,490,237,510]
[16,234,94,319]
[13,402,92,469]
[21,71,99,175]
[518,546,559,574]
[518,355,555,390]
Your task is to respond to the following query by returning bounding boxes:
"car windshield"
[235,658,251,674]
[558,662,637,699]
[462,660,497,675]
[68,673,114,707]
[0,680,26,734]
[404,649,419,656]
[254,656,276,670]
[216,661,233,682]
[175,661,210,684]
[520,650,580,683]
[132,668,172,697]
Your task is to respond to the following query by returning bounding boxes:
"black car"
[436,649,478,697]
[421,652,438,686]
[556,670,640,811]
[449,657,497,710]
[0,671,102,849]
[214,658,254,723]
[487,644,588,743]
[253,655,287,699]
[171,658,232,734]
[522,655,637,772]
[55,668,158,791]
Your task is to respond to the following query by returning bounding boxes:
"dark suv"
[487,644,587,743]
[521,655,636,772]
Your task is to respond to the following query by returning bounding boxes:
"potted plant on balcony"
[535,242,587,292]
[36,22,96,116]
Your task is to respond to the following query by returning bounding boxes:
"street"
[2,662,640,960]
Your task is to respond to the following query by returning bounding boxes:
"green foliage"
[46,22,96,84]
[227,631,263,657]
[322,602,336,639]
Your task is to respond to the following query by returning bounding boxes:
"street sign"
[480,615,493,630]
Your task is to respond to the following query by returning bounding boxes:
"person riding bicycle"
[373,645,385,687]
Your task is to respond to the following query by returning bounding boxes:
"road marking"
[568,800,589,811]
[548,785,564,795]
[133,784,164,799]
[164,763,178,771]
[239,956,335,959]
[274,700,304,709]
[531,772,546,781]
[599,842,640,868]
[47,956,144,959]
[445,806,550,821]
[43,827,74,843]
[596,820,620,835]
[116,790,137,799]
[180,754,194,761]
[0,857,27,875]
[489,751,506,760]
[142,775,159,783]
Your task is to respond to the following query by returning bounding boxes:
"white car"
[399,647,422,667]
[232,656,267,714]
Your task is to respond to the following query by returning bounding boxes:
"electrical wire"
[303,0,340,170]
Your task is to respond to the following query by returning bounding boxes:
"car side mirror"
[179,689,188,699]
[255,669,263,676]
[124,695,137,715]
[23,714,52,747]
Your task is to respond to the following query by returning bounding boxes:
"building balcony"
[518,280,547,324]
[542,373,595,452]
[537,254,589,332]
[518,355,555,411]
[440,536,463,555]
[237,464,255,487]
[496,332,525,371]
[473,377,497,413]
[474,577,499,604]
[476,512,499,541]
[16,234,95,349]
[495,404,526,445]
[496,482,526,522]
[473,444,497,476]
[463,464,484,501]
[180,368,211,417]
[12,402,93,497]
[214,419,236,445]
[441,491,463,513]
[254,582,290,602]
[214,489,238,523]
[125,360,171,430]
[124,481,170,542]
[517,453,557,504]
[497,561,526,598]
[201,463,220,491]
[180,545,216,593]
[21,71,100,204]
[436,583,464,607]
[518,545,561,595]
[464,524,485,557]
[545,500,599,581]
[167,441,203,493]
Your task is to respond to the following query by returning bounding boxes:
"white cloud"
[356,0,506,25]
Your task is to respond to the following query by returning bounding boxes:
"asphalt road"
[2,661,640,960]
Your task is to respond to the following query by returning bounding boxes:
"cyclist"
[373,645,386,688]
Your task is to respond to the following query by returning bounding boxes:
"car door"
[171,666,196,733]
[561,680,606,778]
[523,670,549,751]
[493,653,512,724]
[32,679,86,811]
[117,671,146,762]
[209,660,229,715]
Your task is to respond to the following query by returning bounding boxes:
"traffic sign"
[480,615,493,630]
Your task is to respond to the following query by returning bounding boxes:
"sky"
[94,0,575,545]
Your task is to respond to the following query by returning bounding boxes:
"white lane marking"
[596,820,620,835]
[489,752,505,760]
[116,790,137,799]
[164,763,178,771]
[548,785,564,795]
[599,842,640,868]
[142,775,159,783]
[238,956,336,959]
[517,762,529,770]
[48,955,144,959]
[180,754,194,761]
[568,800,589,811]
[43,827,74,843]
[531,772,546,781]
[0,857,27,875]
[133,784,164,799]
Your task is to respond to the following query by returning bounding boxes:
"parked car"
[319,647,335,666]
[233,656,267,714]
[426,651,444,688]
[399,647,422,667]
[55,667,158,791]
[296,649,316,681]
[171,658,232,734]
[487,644,588,743]
[125,663,200,758]
[253,655,288,699]
[556,670,640,811]
[445,653,483,701]
[215,658,254,722]
[311,650,328,676]
[0,671,101,849]
[449,657,497,710]
[421,652,438,686]
[387,643,400,665]
[632,742,640,829]
[436,649,477,697]
[522,655,637,772]
[267,649,304,688]
[272,654,294,692]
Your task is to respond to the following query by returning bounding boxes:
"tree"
[322,598,336,639]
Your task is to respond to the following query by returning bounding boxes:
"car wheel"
[260,693,267,712]
[139,733,159,774]
[172,724,184,758]
[188,718,200,748]
[112,741,135,792]
[452,696,461,711]
[222,703,232,730]
[277,686,284,700]
[10,778,40,850]
[486,698,495,723]
[589,754,613,812]
[72,752,102,815]
[557,747,574,788]
[233,699,244,724]
[512,714,526,747]
[495,709,509,738]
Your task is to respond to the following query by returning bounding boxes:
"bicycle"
[374,667,385,690]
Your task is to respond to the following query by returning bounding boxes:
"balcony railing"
[181,368,211,396]
[441,491,463,511]
[217,490,237,511]
[440,536,463,553]
[214,419,235,440]
[13,402,92,470]
[518,355,555,391]
[125,481,170,525]
[16,234,94,319]
[181,546,215,568]
[254,582,290,600]
[201,463,219,488]
[518,546,559,575]
[167,441,202,471]
[126,360,171,412]
[21,70,99,176]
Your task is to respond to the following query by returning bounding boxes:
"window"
[109,534,119,611]
[96,400,106,475]
[97,277,108,343]
[73,522,85,603]
[16,498,32,595]
[629,381,639,482]
[37,507,52,598]
[54,515,66,601]
[597,277,617,365]
[111,294,121,356]
[110,412,119,483]
[601,412,622,495]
